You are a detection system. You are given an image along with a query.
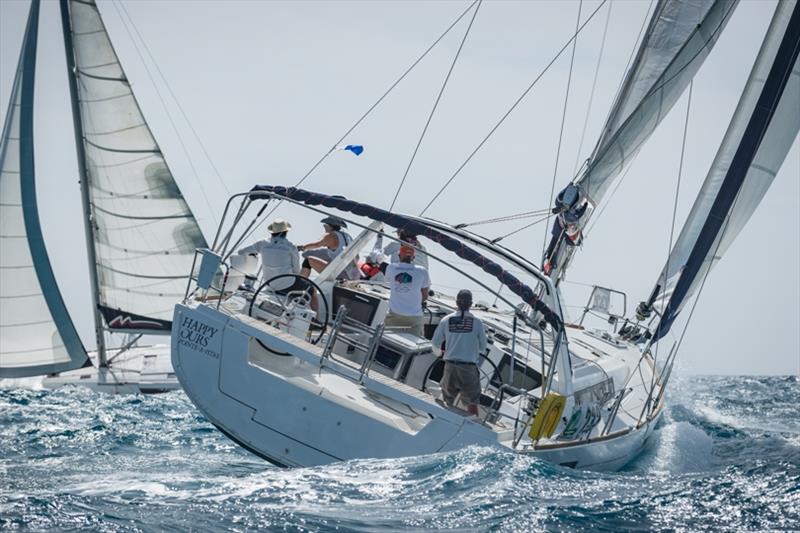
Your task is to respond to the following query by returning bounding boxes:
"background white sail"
[66,0,207,332]
[577,0,738,204]
[651,0,800,337]
[0,0,88,377]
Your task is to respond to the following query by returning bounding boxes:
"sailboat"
[171,0,798,470]
[0,0,207,393]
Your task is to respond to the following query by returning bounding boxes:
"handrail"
[601,387,631,436]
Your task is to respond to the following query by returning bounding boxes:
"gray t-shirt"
[431,310,488,364]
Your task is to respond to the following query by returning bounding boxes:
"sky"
[0,0,797,375]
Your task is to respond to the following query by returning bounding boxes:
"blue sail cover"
[654,0,800,341]
[250,186,562,329]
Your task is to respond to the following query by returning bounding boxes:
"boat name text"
[178,316,220,357]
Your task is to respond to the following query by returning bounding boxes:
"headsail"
[0,0,89,377]
[648,0,800,340]
[63,0,207,333]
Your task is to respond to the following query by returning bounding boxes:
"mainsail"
[63,0,207,333]
[545,0,739,281]
[649,0,800,340]
[577,0,739,204]
[0,0,89,377]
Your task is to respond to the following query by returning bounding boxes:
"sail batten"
[65,0,207,333]
[0,0,89,377]
[652,0,800,340]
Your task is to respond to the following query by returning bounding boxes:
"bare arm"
[299,232,337,251]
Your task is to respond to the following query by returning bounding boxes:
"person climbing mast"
[543,183,588,279]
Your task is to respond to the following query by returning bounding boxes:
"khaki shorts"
[384,310,424,337]
[441,361,481,406]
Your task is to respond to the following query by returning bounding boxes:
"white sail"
[652,0,800,336]
[578,0,738,204]
[0,0,88,377]
[66,0,207,332]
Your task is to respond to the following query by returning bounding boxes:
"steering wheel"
[421,352,503,405]
[247,274,329,345]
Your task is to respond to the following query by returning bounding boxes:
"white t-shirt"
[385,262,430,317]
[238,236,300,290]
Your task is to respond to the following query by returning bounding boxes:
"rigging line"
[647,81,692,405]
[572,0,613,176]
[456,207,551,228]
[242,1,481,244]
[419,0,607,217]
[111,0,220,228]
[492,213,551,244]
[540,0,583,260]
[116,0,231,199]
[293,0,480,192]
[657,82,692,324]
[389,0,483,212]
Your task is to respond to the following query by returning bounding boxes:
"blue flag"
[336,144,364,156]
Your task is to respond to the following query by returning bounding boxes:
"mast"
[59,0,107,366]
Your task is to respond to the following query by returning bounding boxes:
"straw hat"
[267,219,292,233]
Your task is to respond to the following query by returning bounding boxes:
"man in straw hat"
[238,219,304,294]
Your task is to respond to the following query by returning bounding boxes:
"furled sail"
[0,0,89,377]
[650,0,800,340]
[63,0,207,332]
[577,0,739,204]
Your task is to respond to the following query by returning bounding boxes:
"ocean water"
[1,375,798,532]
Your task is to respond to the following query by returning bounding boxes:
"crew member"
[431,289,487,416]
[298,216,359,280]
[238,219,305,294]
[383,245,430,337]
[543,183,588,276]
[383,229,430,271]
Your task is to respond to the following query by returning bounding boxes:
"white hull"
[173,303,661,470]
[42,344,179,394]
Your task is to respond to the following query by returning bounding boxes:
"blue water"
[1,375,798,531]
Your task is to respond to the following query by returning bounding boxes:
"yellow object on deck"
[529,393,567,440]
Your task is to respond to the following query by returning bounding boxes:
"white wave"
[634,418,714,475]
[0,377,44,390]
[67,478,190,501]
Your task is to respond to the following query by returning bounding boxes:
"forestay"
[0,0,88,377]
[65,0,206,331]
[577,0,738,205]
[652,0,800,339]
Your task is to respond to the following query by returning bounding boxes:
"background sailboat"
[0,0,207,392]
